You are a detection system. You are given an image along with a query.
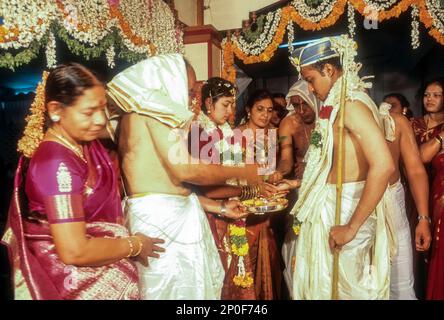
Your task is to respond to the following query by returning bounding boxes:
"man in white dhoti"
[269,80,320,298]
[288,35,397,299]
[107,54,259,299]
[380,102,431,299]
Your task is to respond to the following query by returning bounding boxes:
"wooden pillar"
[197,0,204,26]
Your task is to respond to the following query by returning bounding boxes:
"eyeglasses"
[424,92,443,99]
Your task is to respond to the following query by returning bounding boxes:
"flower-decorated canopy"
[222,0,444,83]
[0,0,184,70]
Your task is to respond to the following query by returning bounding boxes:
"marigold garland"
[221,0,444,83]
[0,0,185,68]
[0,25,19,43]
[17,71,49,158]
[233,273,254,288]
[229,222,249,256]
[418,0,444,45]
[350,0,415,22]
[228,220,254,288]
[222,40,236,83]
[291,0,347,31]
[55,0,94,34]
[109,5,157,54]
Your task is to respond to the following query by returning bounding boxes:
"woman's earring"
[247,112,250,119]
[51,115,60,122]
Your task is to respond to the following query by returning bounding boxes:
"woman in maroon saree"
[236,89,284,300]
[412,77,444,299]
[1,64,163,300]
[192,78,281,299]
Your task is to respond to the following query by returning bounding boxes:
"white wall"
[175,0,197,26]
[184,43,208,81]
[204,0,280,30]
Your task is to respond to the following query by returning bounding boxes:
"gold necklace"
[48,128,86,163]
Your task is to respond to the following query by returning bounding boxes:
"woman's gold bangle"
[132,235,143,257]
[125,237,135,258]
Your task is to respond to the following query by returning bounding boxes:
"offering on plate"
[242,195,289,214]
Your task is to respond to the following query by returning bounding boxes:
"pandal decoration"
[222,0,444,83]
[0,0,184,70]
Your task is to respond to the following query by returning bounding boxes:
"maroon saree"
[412,117,444,299]
[196,124,282,300]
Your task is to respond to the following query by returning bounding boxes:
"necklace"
[48,128,86,163]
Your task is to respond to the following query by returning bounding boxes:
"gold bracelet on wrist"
[132,235,143,257]
[252,185,258,198]
[240,186,246,200]
[243,186,248,200]
[125,237,135,258]
[220,200,227,217]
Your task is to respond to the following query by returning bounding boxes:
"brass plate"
[242,197,289,215]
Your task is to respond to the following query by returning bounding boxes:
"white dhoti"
[282,190,299,299]
[282,226,298,298]
[388,180,416,300]
[125,193,224,300]
[293,181,393,300]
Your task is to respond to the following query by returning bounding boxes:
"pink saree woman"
[2,140,139,300]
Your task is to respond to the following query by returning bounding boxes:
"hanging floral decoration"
[411,5,420,49]
[287,21,295,54]
[17,70,49,158]
[0,0,184,70]
[347,2,356,39]
[229,220,254,288]
[418,0,444,45]
[221,0,444,82]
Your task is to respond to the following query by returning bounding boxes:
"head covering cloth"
[107,53,194,130]
[285,79,321,117]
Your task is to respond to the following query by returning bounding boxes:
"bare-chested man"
[107,54,260,300]
[289,36,396,299]
[381,102,431,299]
[270,80,319,182]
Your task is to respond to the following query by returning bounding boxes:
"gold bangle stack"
[125,237,135,258]
[125,236,144,258]
[240,185,260,200]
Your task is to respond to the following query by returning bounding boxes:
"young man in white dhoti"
[379,102,431,299]
[289,35,397,300]
[106,54,260,300]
